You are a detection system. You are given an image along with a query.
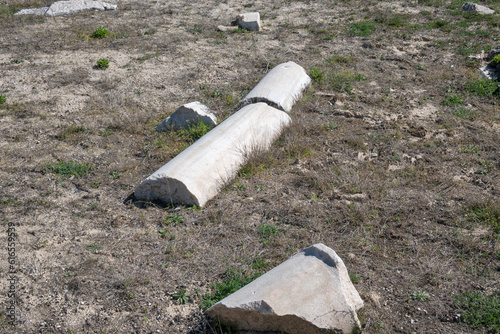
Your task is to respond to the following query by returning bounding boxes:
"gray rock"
[156,102,217,132]
[45,0,117,16]
[240,61,311,112]
[236,12,261,31]
[14,7,49,15]
[462,2,495,14]
[207,243,364,334]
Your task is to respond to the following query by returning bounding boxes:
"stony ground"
[0,0,499,333]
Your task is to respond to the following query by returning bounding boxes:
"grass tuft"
[45,160,94,178]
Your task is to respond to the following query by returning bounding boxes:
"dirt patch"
[0,0,499,333]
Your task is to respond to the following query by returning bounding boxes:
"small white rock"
[156,102,217,132]
[236,12,261,31]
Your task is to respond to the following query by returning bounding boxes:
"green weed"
[176,120,213,141]
[450,107,474,120]
[110,171,122,179]
[45,160,94,178]
[164,214,184,226]
[59,125,85,139]
[465,202,500,235]
[411,290,430,301]
[258,224,277,244]
[172,288,191,304]
[95,58,109,70]
[464,79,499,97]
[91,26,109,39]
[200,268,261,309]
[441,94,463,106]
[0,94,6,105]
[347,21,376,36]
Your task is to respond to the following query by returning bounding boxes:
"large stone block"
[240,61,311,112]
[156,102,217,132]
[207,243,364,334]
[45,0,117,16]
[236,12,261,31]
[462,2,494,14]
[135,103,291,207]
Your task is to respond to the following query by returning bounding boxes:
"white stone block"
[15,7,49,15]
[236,12,261,31]
[156,102,217,132]
[135,103,291,207]
[462,2,494,14]
[240,61,311,112]
[45,0,117,16]
[207,243,364,334]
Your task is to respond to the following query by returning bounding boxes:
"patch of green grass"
[428,19,448,29]
[45,160,94,178]
[95,58,109,70]
[465,202,500,235]
[59,125,85,139]
[309,67,325,82]
[258,224,277,244]
[110,170,122,179]
[144,28,156,35]
[172,288,191,304]
[349,273,361,283]
[176,119,213,141]
[91,26,109,39]
[490,54,500,67]
[461,144,479,154]
[200,268,261,309]
[450,107,475,120]
[98,128,113,136]
[455,291,500,332]
[164,214,184,226]
[411,290,430,301]
[347,21,376,37]
[441,93,464,106]
[464,79,500,97]
[87,244,101,251]
[326,55,354,64]
[0,94,6,105]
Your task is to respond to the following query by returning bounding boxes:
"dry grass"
[0,0,499,333]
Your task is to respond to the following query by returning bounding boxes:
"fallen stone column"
[240,61,311,112]
[134,103,291,207]
[207,243,364,334]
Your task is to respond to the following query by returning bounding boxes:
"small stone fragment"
[14,7,49,15]
[236,12,261,31]
[462,2,495,14]
[156,102,217,132]
[207,243,364,334]
[217,25,234,32]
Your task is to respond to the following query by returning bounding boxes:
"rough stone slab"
[15,7,49,15]
[207,243,364,334]
[236,12,261,31]
[240,61,311,112]
[156,101,217,132]
[135,103,291,207]
[45,0,117,16]
[462,2,495,14]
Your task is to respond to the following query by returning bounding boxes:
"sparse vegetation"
[2,0,499,332]
[455,291,500,332]
[201,268,262,309]
[45,160,94,178]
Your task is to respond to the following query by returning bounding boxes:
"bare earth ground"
[0,0,499,333]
